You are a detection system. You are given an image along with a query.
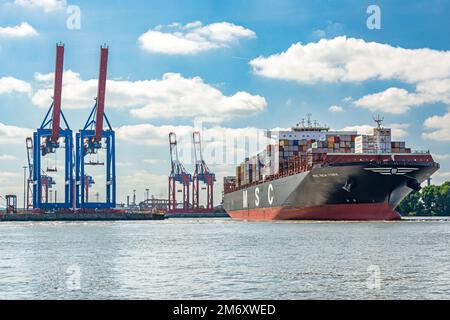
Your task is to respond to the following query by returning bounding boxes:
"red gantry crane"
[192,131,215,211]
[168,132,192,212]
[33,43,73,210]
[76,45,116,209]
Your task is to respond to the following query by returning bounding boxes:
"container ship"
[222,116,439,220]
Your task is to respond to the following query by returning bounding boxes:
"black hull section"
[223,161,438,220]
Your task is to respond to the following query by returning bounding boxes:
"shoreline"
[0,212,166,222]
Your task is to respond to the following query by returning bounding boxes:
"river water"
[1,218,449,299]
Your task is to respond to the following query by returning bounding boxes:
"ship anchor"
[342,179,355,193]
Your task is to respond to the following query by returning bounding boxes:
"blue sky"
[1,0,450,207]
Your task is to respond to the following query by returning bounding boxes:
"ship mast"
[373,114,384,128]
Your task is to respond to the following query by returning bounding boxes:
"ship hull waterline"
[227,203,400,221]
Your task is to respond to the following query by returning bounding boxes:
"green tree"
[397,190,423,215]
[436,181,450,215]
[398,181,450,216]
[421,185,440,214]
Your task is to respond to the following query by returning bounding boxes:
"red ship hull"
[228,203,401,221]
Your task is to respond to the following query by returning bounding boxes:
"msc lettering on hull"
[243,183,274,208]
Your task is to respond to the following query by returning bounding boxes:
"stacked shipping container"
[355,135,376,153]
[391,141,411,154]
[223,176,237,194]
[374,127,392,154]
[236,131,358,187]
[234,125,412,188]
[325,134,357,153]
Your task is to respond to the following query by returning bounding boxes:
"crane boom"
[168,132,192,212]
[192,131,214,177]
[192,131,215,211]
[169,132,179,173]
[94,46,108,143]
[192,131,203,165]
[51,43,64,142]
[193,131,208,171]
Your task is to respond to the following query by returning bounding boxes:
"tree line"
[397,181,450,216]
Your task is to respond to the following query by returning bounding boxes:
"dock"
[0,210,231,221]
[0,212,166,222]
[166,212,229,218]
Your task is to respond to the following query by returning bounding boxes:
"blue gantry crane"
[75,45,116,209]
[32,43,74,210]
[192,131,215,211]
[168,132,192,212]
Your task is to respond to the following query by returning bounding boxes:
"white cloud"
[250,36,450,84]
[14,0,66,12]
[32,71,267,123]
[0,171,21,185]
[138,21,256,54]
[329,105,344,113]
[0,22,38,38]
[386,124,410,140]
[312,29,326,39]
[339,125,373,135]
[355,88,425,114]
[250,36,450,114]
[340,123,409,140]
[143,159,162,165]
[311,21,343,40]
[355,80,450,114]
[432,171,450,185]
[0,171,27,208]
[0,123,33,144]
[0,154,17,160]
[118,170,168,200]
[342,96,352,102]
[116,162,132,167]
[116,124,194,147]
[0,76,32,95]
[0,171,22,196]
[433,154,450,161]
[422,110,450,141]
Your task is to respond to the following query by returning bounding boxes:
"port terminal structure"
[4,43,218,218]
[32,43,74,211]
[27,43,117,213]
[167,131,216,214]
[75,46,116,210]
[168,132,192,213]
[192,131,216,212]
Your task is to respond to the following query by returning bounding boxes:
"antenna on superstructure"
[306,113,312,127]
[293,113,329,132]
[373,114,384,128]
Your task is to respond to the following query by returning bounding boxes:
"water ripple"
[0,219,449,299]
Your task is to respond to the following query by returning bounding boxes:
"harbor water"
[1,218,450,299]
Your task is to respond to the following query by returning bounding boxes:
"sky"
[0,0,450,208]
